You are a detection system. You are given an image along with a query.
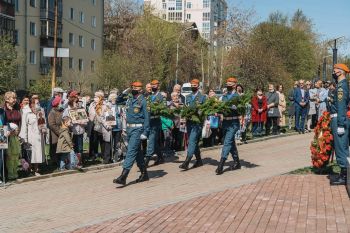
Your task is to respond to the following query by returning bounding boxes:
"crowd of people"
[0,65,347,185]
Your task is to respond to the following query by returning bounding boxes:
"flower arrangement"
[310,111,333,168]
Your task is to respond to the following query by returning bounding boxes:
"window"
[203,12,210,21]
[176,0,182,10]
[30,0,35,7]
[168,7,175,10]
[79,12,85,23]
[29,50,36,64]
[91,16,96,28]
[91,60,95,72]
[70,8,74,20]
[175,12,182,21]
[162,3,166,9]
[202,22,210,32]
[168,12,175,21]
[69,33,74,46]
[91,39,96,50]
[162,14,166,20]
[14,30,18,45]
[203,0,209,8]
[69,58,74,69]
[79,35,84,47]
[79,59,84,71]
[202,32,210,39]
[15,0,19,12]
[30,22,36,36]
[187,2,192,8]
[186,14,191,20]
[92,0,96,5]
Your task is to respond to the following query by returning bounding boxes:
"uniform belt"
[330,113,337,118]
[150,116,160,119]
[127,123,143,128]
[223,116,239,120]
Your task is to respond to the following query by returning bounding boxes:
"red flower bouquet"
[310,111,333,168]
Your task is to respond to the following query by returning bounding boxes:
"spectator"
[315,80,328,120]
[251,88,267,137]
[48,96,63,168]
[0,105,6,184]
[88,91,105,159]
[101,103,113,164]
[287,81,298,130]
[294,80,310,134]
[276,84,287,134]
[46,87,64,117]
[265,84,280,135]
[306,81,317,132]
[3,92,21,179]
[161,115,174,157]
[63,91,86,167]
[168,91,183,151]
[56,116,75,170]
[108,93,124,162]
[19,95,46,176]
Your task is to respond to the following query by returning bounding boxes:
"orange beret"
[190,79,200,85]
[334,64,350,73]
[226,77,237,83]
[132,81,143,87]
[150,80,159,85]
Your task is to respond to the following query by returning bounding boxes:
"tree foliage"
[0,36,19,94]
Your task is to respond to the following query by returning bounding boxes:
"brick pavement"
[0,133,325,232]
[71,175,350,233]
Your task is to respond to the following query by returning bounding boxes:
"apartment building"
[15,0,104,90]
[144,0,227,41]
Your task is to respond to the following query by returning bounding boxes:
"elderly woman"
[0,104,6,183]
[168,91,184,151]
[251,88,267,137]
[48,96,63,168]
[88,91,105,160]
[306,81,317,132]
[3,92,21,180]
[265,84,280,135]
[19,95,45,176]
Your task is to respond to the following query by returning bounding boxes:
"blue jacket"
[185,91,206,107]
[330,79,349,127]
[0,107,6,126]
[119,94,150,136]
[294,87,310,107]
[221,91,240,117]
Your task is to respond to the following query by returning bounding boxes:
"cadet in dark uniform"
[113,81,150,185]
[179,79,207,170]
[216,77,241,175]
[144,79,166,167]
[330,64,350,185]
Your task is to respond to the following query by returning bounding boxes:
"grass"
[289,162,341,175]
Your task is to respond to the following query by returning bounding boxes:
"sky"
[227,0,350,55]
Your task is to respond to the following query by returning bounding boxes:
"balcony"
[0,1,15,18]
[40,63,62,77]
[40,35,62,47]
[40,8,62,22]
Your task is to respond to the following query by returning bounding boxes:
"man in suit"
[294,79,310,133]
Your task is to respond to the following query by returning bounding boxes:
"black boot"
[179,156,191,170]
[231,157,241,170]
[154,154,165,165]
[331,168,347,185]
[145,156,151,167]
[192,151,203,168]
[113,168,130,185]
[136,165,149,183]
[216,157,226,175]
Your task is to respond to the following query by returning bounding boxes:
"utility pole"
[201,47,204,89]
[52,0,58,92]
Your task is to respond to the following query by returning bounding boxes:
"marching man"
[179,79,207,170]
[113,81,150,186]
[330,64,350,185]
[216,77,242,175]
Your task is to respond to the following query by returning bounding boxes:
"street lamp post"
[175,26,198,85]
[322,55,332,81]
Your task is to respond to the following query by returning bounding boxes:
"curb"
[15,131,301,184]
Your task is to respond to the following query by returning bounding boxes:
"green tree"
[29,77,52,100]
[0,36,19,93]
